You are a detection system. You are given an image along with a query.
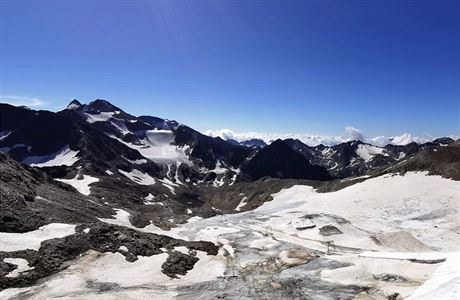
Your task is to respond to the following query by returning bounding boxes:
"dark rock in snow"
[372,273,408,283]
[319,225,343,236]
[162,251,199,278]
[0,222,219,290]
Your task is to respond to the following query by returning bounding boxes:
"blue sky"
[1,0,459,137]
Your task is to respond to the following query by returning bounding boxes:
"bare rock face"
[0,261,16,278]
[241,139,332,181]
[161,251,199,278]
[379,140,460,180]
[387,292,403,300]
[0,152,113,233]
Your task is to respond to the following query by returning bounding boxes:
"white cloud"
[368,133,442,147]
[205,127,455,147]
[345,125,365,141]
[0,95,46,108]
[205,128,348,146]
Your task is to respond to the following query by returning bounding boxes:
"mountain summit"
[241,139,332,180]
[66,99,82,110]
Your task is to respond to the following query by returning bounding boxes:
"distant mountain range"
[0,99,455,188]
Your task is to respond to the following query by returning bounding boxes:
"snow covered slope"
[2,172,458,299]
[22,145,80,167]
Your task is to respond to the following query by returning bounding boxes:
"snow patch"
[234,196,248,211]
[159,178,177,194]
[66,103,80,110]
[110,129,191,164]
[110,119,130,135]
[118,169,156,185]
[56,174,99,196]
[84,112,115,123]
[145,193,155,201]
[355,144,386,162]
[118,246,129,252]
[3,258,34,277]
[249,237,279,250]
[122,156,148,164]
[208,161,228,175]
[0,223,76,252]
[22,145,80,167]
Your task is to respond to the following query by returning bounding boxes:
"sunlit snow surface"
[83,112,115,123]
[355,144,387,162]
[0,223,76,252]
[22,145,80,167]
[3,258,34,278]
[407,254,460,300]
[1,172,459,299]
[111,129,191,165]
[56,174,99,196]
[234,195,247,211]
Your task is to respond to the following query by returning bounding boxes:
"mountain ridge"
[1,99,455,184]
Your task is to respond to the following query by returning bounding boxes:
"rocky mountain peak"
[66,99,82,110]
[86,99,121,113]
[241,139,331,180]
[240,139,267,148]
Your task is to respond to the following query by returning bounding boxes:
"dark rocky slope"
[0,152,113,232]
[285,137,454,179]
[376,139,460,180]
[241,139,332,181]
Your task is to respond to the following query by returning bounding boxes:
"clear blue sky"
[1,0,459,136]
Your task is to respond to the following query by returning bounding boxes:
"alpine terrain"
[0,100,459,300]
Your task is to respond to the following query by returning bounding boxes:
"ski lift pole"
[326,240,335,255]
